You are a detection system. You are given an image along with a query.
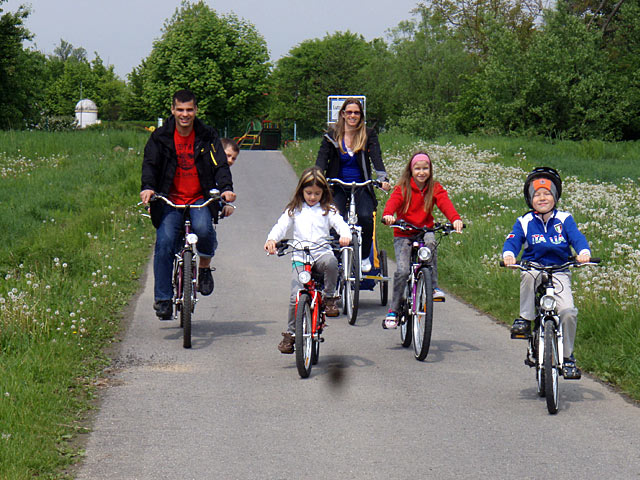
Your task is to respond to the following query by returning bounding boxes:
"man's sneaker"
[278,332,294,354]
[325,296,339,317]
[153,300,172,320]
[510,317,531,339]
[361,258,372,273]
[198,267,214,296]
[382,311,398,329]
[562,355,582,379]
[433,288,446,301]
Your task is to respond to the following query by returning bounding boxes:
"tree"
[365,5,475,136]
[424,0,543,54]
[268,31,377,137]
[43,43,126,121]
[0,1,47,128]
[135,0,270,128]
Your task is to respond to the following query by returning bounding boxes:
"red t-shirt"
[169,129,203,205]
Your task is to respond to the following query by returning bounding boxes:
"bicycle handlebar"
[150,190,235,210]
[499,257,601,271]
[389,220,465,234]
[275,238,342,257]
[328,178,383,189]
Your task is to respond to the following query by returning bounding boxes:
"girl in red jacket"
[381,152,464,329]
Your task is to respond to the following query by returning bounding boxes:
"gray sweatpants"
[286,254,338,334]
[520,270,578,357]
[390,233,437,313]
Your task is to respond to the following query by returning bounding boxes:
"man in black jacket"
[140,90,236,319]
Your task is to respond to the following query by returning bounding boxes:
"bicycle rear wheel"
[399,294,412,348]
[341,248,352,315]
[295,294,313,378]
[413,268,433,361]
[347,232,361,325]
[379,249,388,306]
[181,250,194,349]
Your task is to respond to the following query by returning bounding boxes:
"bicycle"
[390,220,463,361]
[328,178,389,325]
[274,238,341,378]
[147,190,233,349]
[500,257,600,414]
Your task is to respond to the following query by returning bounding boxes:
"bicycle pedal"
[511,332,531,340]
[319,337,325,343]
[433,297,445,303]
[524,358,535,367]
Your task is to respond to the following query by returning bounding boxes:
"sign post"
[327,95,366,125]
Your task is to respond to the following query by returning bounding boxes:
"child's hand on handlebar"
[264,239,277,255]
[576,253,591,263]
[502,255,517,266]
[338,236,351,247]
[380,181,391,192]
[382,215,395,225]
[453,219,464,233]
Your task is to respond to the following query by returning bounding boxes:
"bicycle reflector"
[540,295,556,311]
[186,233,198,245]
[418,246,432,262]
[298,270,312,284]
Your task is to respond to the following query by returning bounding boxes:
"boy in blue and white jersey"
[502,167,591,379]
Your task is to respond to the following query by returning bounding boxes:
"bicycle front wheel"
[295,294,313,378]
[347,232,361,325]
[413,268,433,361]
[534,328,545,397]
[544,319,560,414]
[399,296,412,348]
[181,250,194,349]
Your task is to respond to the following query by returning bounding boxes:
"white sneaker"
[433,288,445,300]
[361,258,372,273]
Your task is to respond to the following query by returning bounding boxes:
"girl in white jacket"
[265,167,351,354]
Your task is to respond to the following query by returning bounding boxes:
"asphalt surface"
[76,150,640,479]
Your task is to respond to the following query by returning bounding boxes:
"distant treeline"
[1,0,639,140]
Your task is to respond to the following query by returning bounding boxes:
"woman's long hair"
[333,98,367,154]
[286,166,335,216]
[397,151,435,214]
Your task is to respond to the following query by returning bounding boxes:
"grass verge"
[283,134,640,400]
[0,129,154,478]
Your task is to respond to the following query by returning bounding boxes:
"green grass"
[284,133,640,400]
[0,129,154,478]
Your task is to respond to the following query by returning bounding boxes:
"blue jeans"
[153,200,217,301]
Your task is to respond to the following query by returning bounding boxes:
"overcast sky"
[2,0,421,79]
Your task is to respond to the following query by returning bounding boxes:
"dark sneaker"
[510,318,531,339]
[325,296,339,317]
[198,267,214,296]
[278,332,294,354]
[153,300,172,320]
[562,355,582,379]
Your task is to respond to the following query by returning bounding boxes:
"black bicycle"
[149,190,233,348]
[501,257,600,414]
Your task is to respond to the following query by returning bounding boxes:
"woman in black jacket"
[316,98,390,272]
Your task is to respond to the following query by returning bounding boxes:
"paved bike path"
[76,150,640,479]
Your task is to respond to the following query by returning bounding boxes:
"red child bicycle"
[275,238,340,378]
